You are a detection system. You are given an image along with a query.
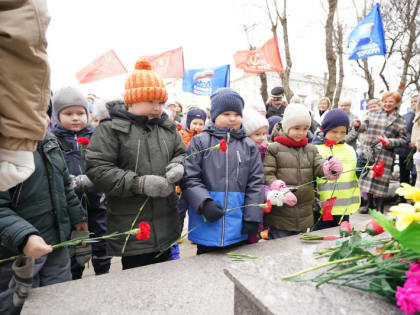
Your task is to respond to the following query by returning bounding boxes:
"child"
[52,86,111,279]
[242,107,269,160]
[263,104,342,239]
[85,59,186,270]
[180,88,264,255]
[312,109,360,229]
[172,108,207,258]
[0,132,87,314]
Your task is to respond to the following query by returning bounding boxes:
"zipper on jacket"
[221,132,231,247]
[296,148,302,231]
[74,133,79,150]
[134,139,141,173]
[236,150,241,179]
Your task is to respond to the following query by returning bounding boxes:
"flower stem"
[121,197,149,255]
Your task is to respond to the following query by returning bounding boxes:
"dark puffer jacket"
[180,123,264,247]
[85,108,186,256]
[0,132,86,259]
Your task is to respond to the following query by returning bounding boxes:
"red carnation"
[376,137,388,148]
[321,197,336,221]
[176,123,182,131]
[262,200,272,213]
[379,90,384,94]
[339,221,352,237]
[76,137,90,146]
[325,140,337,148]
[376,250,394,260]
[365,219,385,236]
[219,139,227,153]
[398,83,406,89]
[372,161,385,178]
[136,221,151,240]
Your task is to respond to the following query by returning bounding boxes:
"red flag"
[143,47,184,79]
[233,37,283,73]
[76,50,127,84]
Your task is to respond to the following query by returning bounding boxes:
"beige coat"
[0,0,50,151]
[263,133,325,231]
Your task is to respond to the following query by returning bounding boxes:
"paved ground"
[82,205,390,278]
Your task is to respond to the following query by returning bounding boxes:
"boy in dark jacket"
[0,132,87,314]
[181,88,265,255]
[52,86,111,279]
[85,59,186,270]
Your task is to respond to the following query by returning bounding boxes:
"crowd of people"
[1,4,419,313]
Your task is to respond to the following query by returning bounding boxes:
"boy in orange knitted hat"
[85,59,186,270]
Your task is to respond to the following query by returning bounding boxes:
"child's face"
[129,101,164,118]
[325,126,347,142]
[59,106,88,132]
[287,125,309,142]
[214,111,242,130]
[249,126,268,147]
[190,118,205,133]
[92,117,99,128]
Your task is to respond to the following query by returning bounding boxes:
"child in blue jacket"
[52,86,110,279]
[181,88,264,255]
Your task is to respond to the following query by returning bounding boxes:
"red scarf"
[274,136,308,147]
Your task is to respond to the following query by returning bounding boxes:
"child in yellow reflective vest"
[312,109,361,230]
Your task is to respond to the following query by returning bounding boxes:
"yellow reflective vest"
[315,143,361,215]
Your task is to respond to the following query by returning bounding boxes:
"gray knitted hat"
[52,86,88,127]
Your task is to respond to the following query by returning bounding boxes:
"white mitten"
[414,151,420,164]
[267,190,286,207]
[0,148,35,191]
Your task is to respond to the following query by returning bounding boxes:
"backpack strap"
[55,135,73,152]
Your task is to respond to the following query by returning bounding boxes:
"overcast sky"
[46,0,408,110]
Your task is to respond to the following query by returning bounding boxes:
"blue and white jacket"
[180,123,264,247]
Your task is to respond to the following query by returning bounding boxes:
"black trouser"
[312,212,349,231]
[196,241,246,255]
[121,249,172,270]
[400,156,413,186]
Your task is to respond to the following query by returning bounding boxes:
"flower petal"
[395,215,414,231]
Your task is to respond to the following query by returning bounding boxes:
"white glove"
[414,151,420,164]
[0,148,35,191]
[267,190,286,207]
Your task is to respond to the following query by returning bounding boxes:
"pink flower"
[339,221,352,237]
[365,219,385,236]
[396,263,420,314]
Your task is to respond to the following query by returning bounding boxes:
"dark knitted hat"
[271,87,284,95]
[210,88,244,122]
[186,108,207,130]
[321,109,350,133]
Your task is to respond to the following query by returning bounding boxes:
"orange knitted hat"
[124,59,168,105]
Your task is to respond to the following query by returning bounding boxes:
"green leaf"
[371,210,420,254]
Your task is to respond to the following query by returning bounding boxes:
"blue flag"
[347,3,386,60]
[182,65,230,96]
[360,99,368,111]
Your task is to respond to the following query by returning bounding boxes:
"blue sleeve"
[180,136,211,211]
[243,145,264,223]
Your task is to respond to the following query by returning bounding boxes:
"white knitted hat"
[281,103,311,133]
[91,98,110,122]
[242,107,269,136]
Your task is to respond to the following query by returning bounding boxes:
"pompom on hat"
[124,59,168,105]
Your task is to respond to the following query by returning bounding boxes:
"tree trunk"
[325,0,338,103]
[333,23,344,108]
[259,73,269,103]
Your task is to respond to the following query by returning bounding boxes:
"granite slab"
[21,217,394,315]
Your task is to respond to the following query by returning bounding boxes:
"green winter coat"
[0,132,86,259]
[263,132,325,231]
[86,109,186,256]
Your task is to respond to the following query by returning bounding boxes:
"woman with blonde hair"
[355,91,407,213]
[312,97,331,124]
